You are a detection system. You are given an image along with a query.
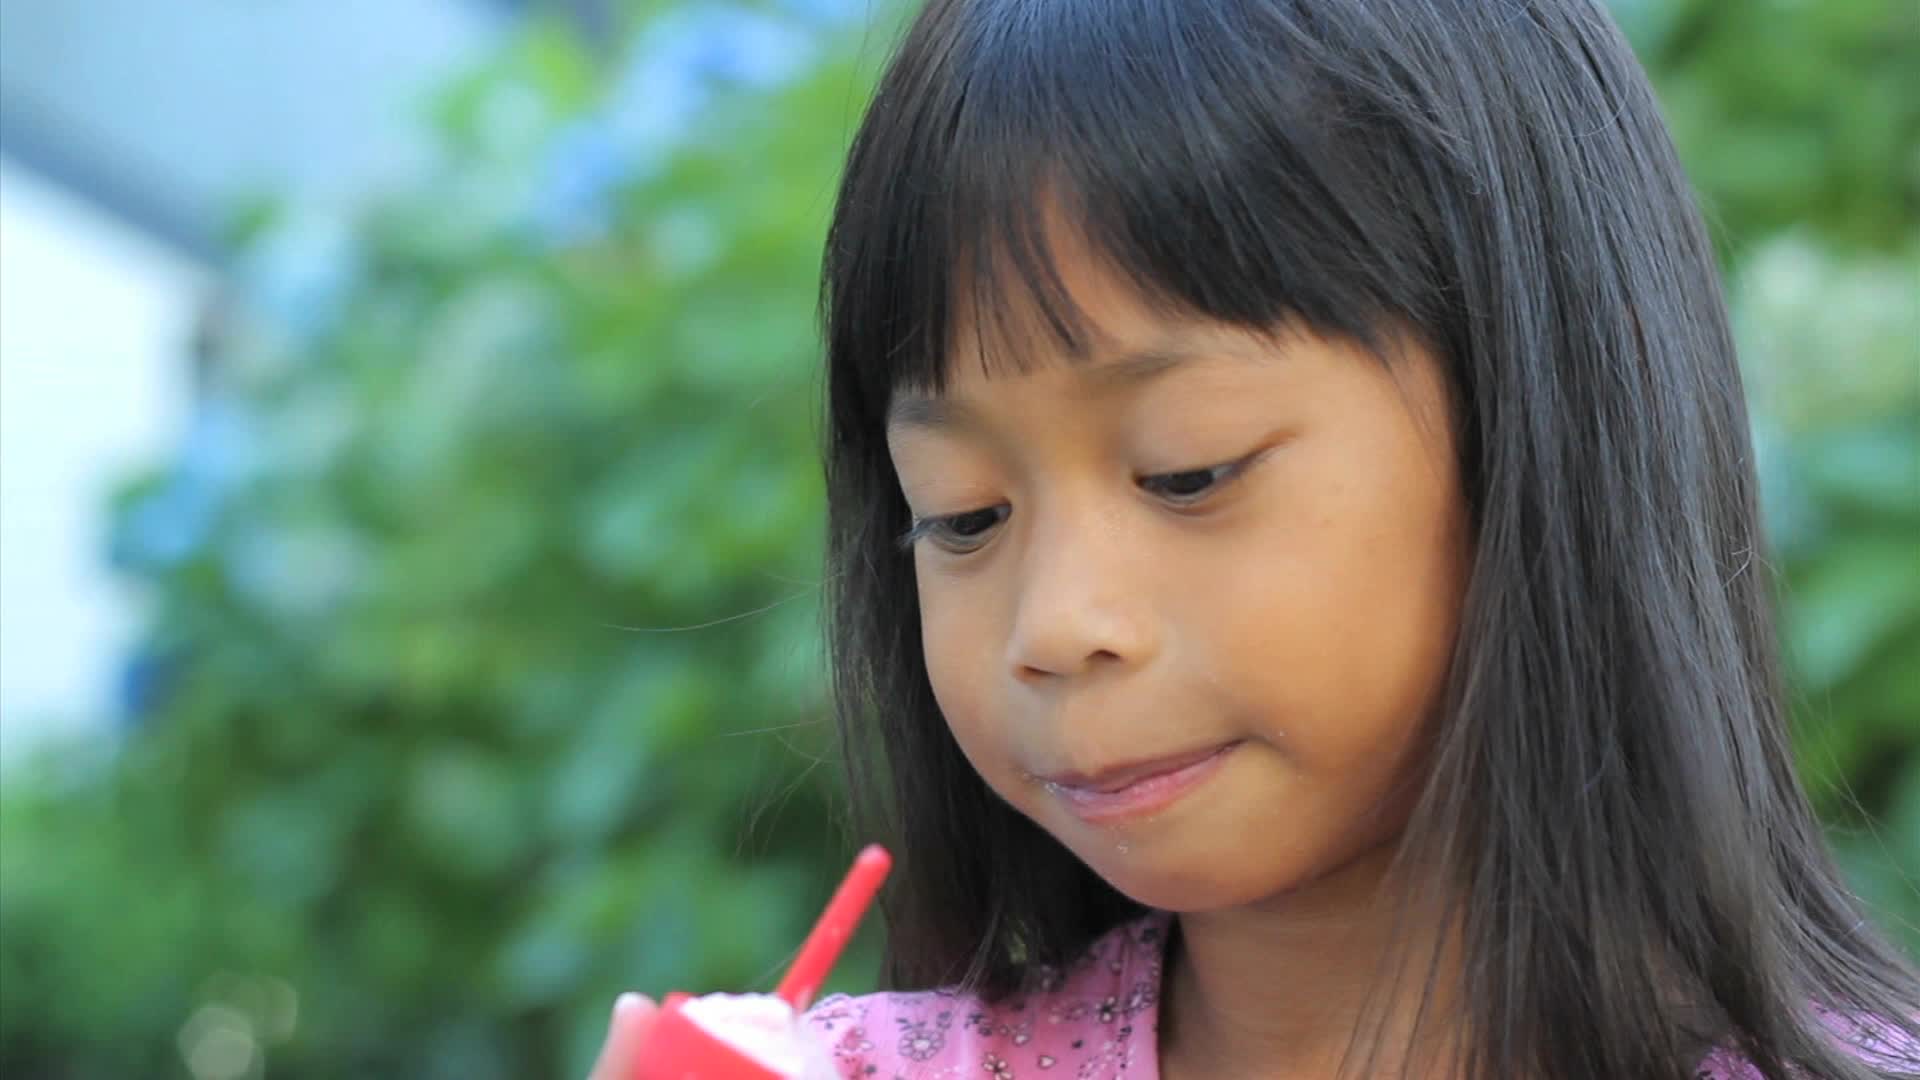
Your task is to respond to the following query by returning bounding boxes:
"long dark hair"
[817,1,1920,1076]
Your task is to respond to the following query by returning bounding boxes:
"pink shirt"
[802,914,1168,1079]
[801,911,1912,1079]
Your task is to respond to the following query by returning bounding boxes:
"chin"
[1077,839,1316,914]
[1081,821,1405,918]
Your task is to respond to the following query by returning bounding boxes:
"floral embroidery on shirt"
[897,1009,953,1061]
[802,912,1169,1079]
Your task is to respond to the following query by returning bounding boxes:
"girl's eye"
[1138,459,1248,505]
[898,454,1258,553]
[900,505,1010,553]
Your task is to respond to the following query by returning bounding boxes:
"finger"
[588,992,658,1080]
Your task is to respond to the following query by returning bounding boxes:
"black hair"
[818,1,1920,1077]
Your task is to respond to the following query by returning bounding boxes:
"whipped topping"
[678,993,835,1079]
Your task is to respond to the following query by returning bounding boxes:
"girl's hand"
[587,992,657,1080]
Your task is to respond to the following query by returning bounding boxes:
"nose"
[1004,501,1159,682]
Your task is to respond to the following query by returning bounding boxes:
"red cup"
[631,993,802,1080]
[629,846,891,1079]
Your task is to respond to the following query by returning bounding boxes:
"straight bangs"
[825,0,1449,418]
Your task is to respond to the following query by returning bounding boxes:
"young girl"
[594,0,1920,1076]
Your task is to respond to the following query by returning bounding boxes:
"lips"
[1041,740,1242,823]
[1045,742,1240,793]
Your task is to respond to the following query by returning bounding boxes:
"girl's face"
[885,239,1470,913]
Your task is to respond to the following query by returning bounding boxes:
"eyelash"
[898,455,1259,553]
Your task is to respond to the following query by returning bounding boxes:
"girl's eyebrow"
[886,393,983,434]
[885,339,1248,433]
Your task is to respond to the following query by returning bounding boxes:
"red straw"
[774,844,892,1011]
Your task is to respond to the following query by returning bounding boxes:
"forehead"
[885,328,1268,434]
[885,205,1327,439]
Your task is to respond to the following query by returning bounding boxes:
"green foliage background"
[1,2,1913,1076]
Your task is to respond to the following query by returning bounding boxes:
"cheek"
[1202,448,1468,772]
[914,561,1007,758]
